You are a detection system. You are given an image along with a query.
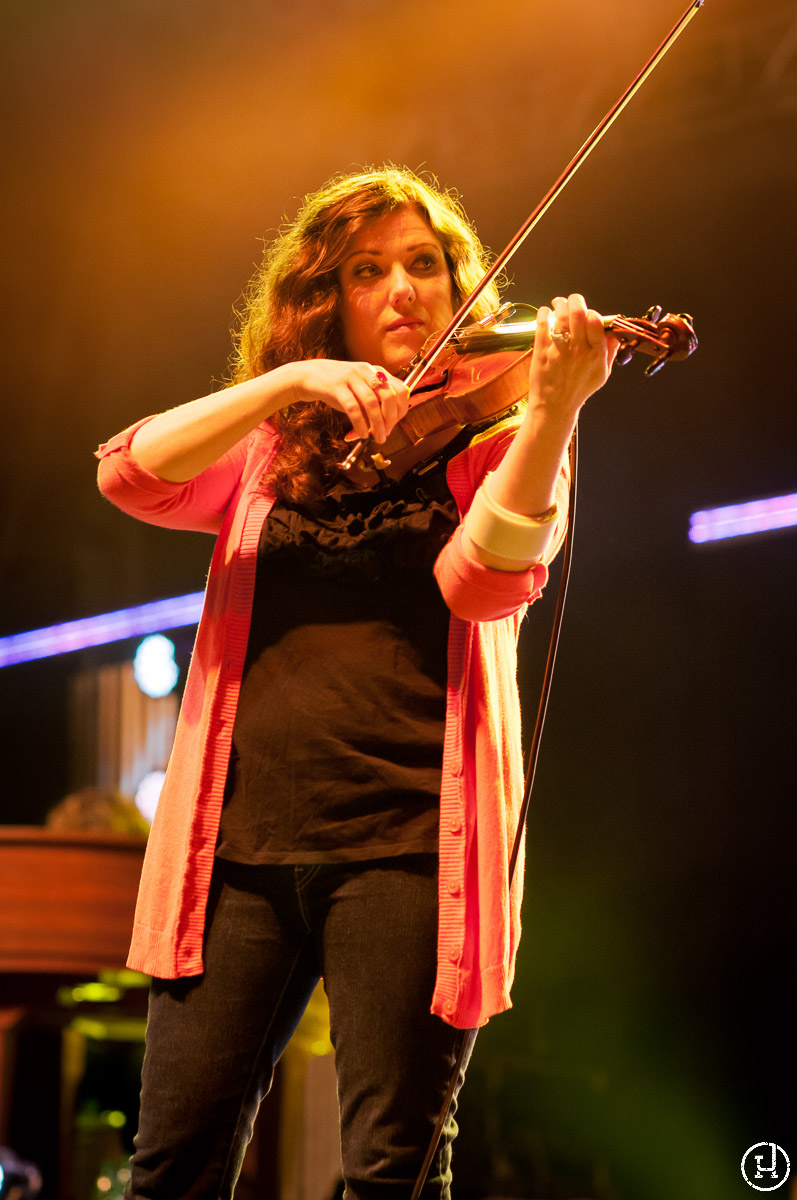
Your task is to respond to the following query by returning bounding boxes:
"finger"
[369,372,412,443]
[368,366,404,438]
[372,385,400,444]
[584,307,606,349]
[384,373,411,422]
[337,363,385,438]
[336,364,384,443]
[340,367,406,443]
[535,305,553,344]
[567,293,589,342]
[551,296,569,334]
[349,375,388,444]
[546,301,575,351]
[338,382,373,441]
[605,332,621,367]
[360,363,411,443]
[368,366,390,391]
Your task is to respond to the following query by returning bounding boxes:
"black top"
[216,454,460,865]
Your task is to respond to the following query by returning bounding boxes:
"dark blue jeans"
[126,855,471,1199]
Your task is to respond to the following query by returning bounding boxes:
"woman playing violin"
[96,165,618,1199]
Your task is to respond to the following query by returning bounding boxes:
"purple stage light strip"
[4,490,794,667]
[689,493,797,544]
[0,592,205,669]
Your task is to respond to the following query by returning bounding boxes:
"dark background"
[2,1,795,1196]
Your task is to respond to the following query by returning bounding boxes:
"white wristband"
[463,474,558,564]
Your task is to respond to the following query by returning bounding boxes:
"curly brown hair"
[228,167,501,505]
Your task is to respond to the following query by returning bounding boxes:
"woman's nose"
[388,264,415,306]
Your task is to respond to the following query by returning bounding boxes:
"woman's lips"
[386,318,423,333]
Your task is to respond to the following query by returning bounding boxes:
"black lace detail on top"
[217,454,460,865]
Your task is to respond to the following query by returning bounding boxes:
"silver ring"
[551,330,571,344]
[370,369,388,389]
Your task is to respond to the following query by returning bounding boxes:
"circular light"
[133,634,179,698]
[134,769,166,824]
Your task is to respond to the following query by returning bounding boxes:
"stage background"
[2,1,794,1196]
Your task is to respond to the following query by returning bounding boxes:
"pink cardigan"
[96,415,567,1028]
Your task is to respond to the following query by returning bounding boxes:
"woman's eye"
[414,254,436,270]
[353,262,379,278]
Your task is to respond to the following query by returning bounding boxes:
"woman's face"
[336,206,455,375]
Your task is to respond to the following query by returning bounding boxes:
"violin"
[340,303,698,483]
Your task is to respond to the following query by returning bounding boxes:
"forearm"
[129,365,298,482]
[460,403,573,572]
[461,295,615,571]
[483,401,574,515]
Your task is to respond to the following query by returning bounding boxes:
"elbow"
[96,454,128,509]
[97,453,120,497]
[438,578,545,623]
[434,528,548,622]
[95,447,183,526]
[96,452,152,518]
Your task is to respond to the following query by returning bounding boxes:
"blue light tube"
[0,592,204,669]
[689,492,797,544]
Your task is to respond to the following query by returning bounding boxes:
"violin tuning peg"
[644,353,669,377]
[645,305,663,323]
[476,302,516,329]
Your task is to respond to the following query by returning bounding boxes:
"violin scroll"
[607,307,698,375]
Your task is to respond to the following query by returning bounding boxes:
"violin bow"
[409,3,709,1198]
[402,0,707,394]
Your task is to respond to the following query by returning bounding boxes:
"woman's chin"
[382,346,420,378]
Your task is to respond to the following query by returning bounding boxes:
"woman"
[96,166,617,1199]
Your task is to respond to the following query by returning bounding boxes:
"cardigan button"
[447,881,461,897]
[449,817,463,835]
[448,946,460,963]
